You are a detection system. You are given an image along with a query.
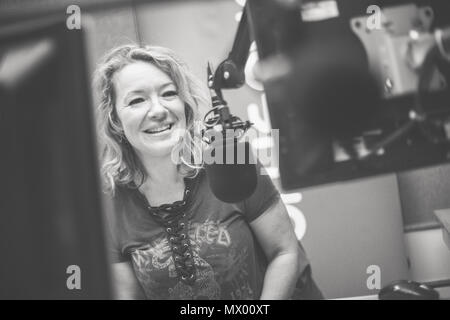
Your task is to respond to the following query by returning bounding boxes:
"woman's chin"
[137,135,182,159]
[140,142,178,158]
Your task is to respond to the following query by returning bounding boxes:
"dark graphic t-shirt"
[104,166,280,300]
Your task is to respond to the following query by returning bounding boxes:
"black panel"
[247,0,450,190]
[0,17,111,299]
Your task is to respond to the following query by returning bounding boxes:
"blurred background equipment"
[0,17,111,299]
[245,0,450,190]
[378,279,440,300]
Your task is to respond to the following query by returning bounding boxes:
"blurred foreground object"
[0,17,111,299]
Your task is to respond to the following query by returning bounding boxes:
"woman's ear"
[108,108,126,144]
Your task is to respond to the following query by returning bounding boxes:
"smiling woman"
[94,45,208,192]
[113,61,187,158]
[93,44,322,300]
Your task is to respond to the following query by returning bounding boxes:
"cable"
[203,107,220,128]
[358,120,416,160]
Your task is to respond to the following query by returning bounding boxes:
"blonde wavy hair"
[93,44,209,193]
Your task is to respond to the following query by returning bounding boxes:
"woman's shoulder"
[102,185,130,206]
[101,185,142,221]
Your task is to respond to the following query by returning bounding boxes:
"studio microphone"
[204,133,257,204]
[203,64,257,203]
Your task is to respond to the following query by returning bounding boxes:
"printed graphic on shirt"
[189,220,232,247]
[130,219,255,299]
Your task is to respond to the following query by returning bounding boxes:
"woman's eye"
[128,98,145,106]
[162,90,178,98]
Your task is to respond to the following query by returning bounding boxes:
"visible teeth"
[145,124,171,134]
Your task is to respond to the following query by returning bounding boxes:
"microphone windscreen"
[205,139,257,203]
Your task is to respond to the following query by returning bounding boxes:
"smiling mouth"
[143,124,173,134]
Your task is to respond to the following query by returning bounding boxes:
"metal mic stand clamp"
[202,62,252,144]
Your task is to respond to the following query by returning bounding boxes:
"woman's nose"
[146,97,168,120]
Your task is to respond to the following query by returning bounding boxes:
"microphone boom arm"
[212,6,251,91]
[205,5,252,138]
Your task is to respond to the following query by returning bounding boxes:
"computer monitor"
[0,17,111,299]
[246,0,450,190]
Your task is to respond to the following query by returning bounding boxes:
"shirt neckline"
[130,169,204,216]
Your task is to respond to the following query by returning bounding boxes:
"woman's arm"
[249,198,302,300]
[111,262,146,300]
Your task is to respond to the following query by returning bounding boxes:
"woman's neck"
[138,154,185,206]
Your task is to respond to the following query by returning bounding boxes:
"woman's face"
[113,61,187,159]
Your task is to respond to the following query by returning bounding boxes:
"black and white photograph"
[1,0,450,304]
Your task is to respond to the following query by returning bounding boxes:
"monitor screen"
[247,0,450,190]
